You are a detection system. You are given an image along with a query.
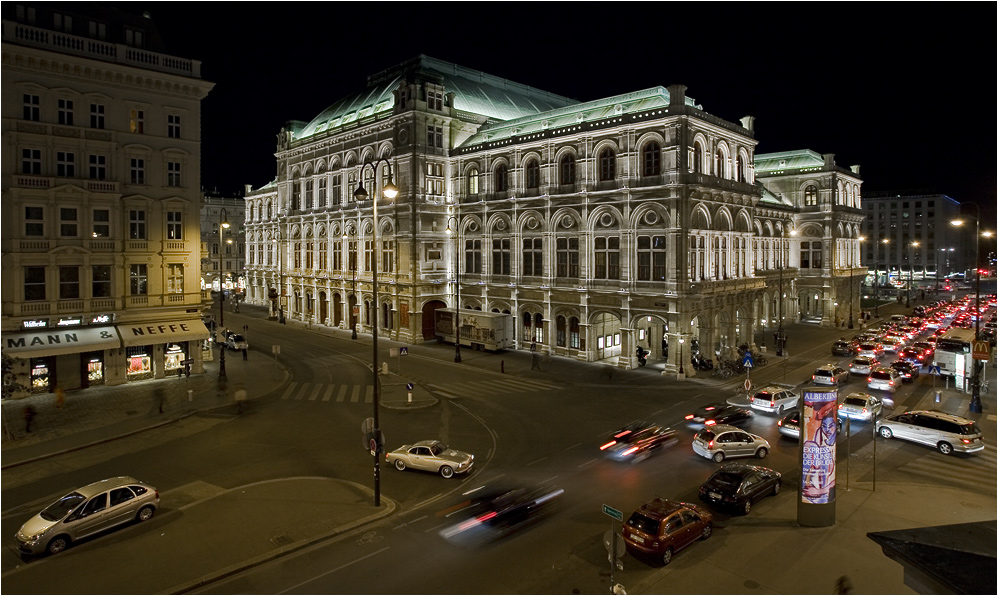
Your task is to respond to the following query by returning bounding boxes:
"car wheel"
[712,451,725,463]
[937,442,953,455]
[394,459,406,471]
[439,465,454,479]
[879,427,893,439]
[136,506,155,522]
[741,499,752,515]
[773,480,782,495]
[700,523,712,540]
[46,536,69,555]
[756,447,768,459]
[661,547,674,566]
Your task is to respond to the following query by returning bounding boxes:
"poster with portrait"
[801,388,838,504]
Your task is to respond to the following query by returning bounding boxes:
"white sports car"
[385,440,474,478]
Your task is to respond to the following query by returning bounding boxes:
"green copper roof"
[756,182,791,206]
[754,149,824,173]
[459,86,702,147]
[297,55,579,140]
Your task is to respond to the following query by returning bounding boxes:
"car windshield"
[40,492,86,522]
[230,335,244,342]
[843,397,867,406]
[708,471,743,490]
[429,442,446,456]
[871,371,892,380]
[626,512,660,534]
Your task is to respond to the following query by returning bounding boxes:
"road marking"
[365,386,374,403]
[335,385,348,402]
[350,386,361,402]
[578,458,598,468]
[280,382,298,400]
[277,547,389,594]
[308,385,322,401]
[527,457,547,466]
[392,515,428,530]
[321,386,335,401]
[294,383,311,400]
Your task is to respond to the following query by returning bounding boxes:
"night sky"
[143,3,994,218]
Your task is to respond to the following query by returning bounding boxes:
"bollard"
[381,362,389,374]
[935,389,941,403]
[188,389,193,402]
[501,360,505,374]
[407,390,413,403]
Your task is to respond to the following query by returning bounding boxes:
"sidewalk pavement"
[1,300,992,594]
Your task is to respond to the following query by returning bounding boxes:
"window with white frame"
[129,264,148,295]
[22,148,41,175]
[130,158,145,184]
[166,211,182,240]
[90,103,105,128]
[465,239,481,274]
[89,154,106,179]
[167,114,181,138]
[594,236,620,279]
[492,238,510,275]
[60,208,78,237]
[467,167,479,195]
[58,99,74,125]
[522,238,542,276]
[426,162,443,196]
[129,210,146,239]
[331,174,342,205]
[25,206,44,236]
[92,265,111,297]
[305,179,313,208]
[57,151,76,177]
[804,185,818,206]
[556,237,579,278]
[427,125,443,148]
[23,94,39,121]
[427,91,444,111]
[637,235,667,281]
[167,161,181,186]
[167,264,184,293]
[92,209,110,238]
[382,239,395,273]
[59,266,80,299]
[318,176,327,206]
[129,109,144,133]
[24,266,45,301]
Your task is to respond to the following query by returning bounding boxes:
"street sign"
[400,347,408,355]
[742,352,754,368]
[406,383,414,391]
[602,504,623,521]
[744,378,752,392]
[272,345,281,354]
[972,341,990,360]
[928,365,942,375]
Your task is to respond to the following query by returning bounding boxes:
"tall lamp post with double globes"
[445,214,462,363]
[952,203,990,414]
[353,157,398,507]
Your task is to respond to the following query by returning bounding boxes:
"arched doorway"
[800,290,823,322]
[333,292,342,326]
[592,312,621,361]
[319,291,327,324]
[421,300,447,340]
[633,315,669,360]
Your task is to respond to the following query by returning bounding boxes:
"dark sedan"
[599,423,676,462]
[701,405,753,427]
[438,482,564,546]
[889,360,920,382]
[698,463,782,515]
[684,402,729,424]
[831,340,856,356]
[898,347,927,364]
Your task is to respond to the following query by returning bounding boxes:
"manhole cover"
[270,534,294,546]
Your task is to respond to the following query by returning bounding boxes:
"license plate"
[709,492,721,500]
[629,533,645,544]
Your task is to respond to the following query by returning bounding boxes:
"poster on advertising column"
[799,387,837,526]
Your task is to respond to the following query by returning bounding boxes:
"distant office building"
[2,3,214,395]
[861,192,969,286]
[242,55,863,374]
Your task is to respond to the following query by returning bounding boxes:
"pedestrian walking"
[242,347,248,361]
[154,387,165,414]
[55,386,65,409]
[531,352,542,371]
[234,385,247,414]
[24,405,36,433]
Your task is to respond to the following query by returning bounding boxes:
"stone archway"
[319,291,328,324]
[421,300,447,340]
[333,292,342,327]
[591,312,622,361]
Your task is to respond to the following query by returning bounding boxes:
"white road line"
[277,547,389,594]
[321,386,335,401]
[350,386,361,402]
[335,385,348,402]
[578,458,598,468]
[527,457,547,466]
[280,382,298,400]
[392,515,428,530]
[308,385,322,401]
[365,386,374,403]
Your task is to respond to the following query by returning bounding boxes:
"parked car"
[748,387,798,415]
[837,392,883,422]
[889,360,921,382]
[849,356,879,375]
[812,364,849,386]
[14,476,159,557]
[692,425,770,462]
[225,333,248,350]
[876,410,984,454]
[622,498,713,566]
[867,367,902,393]
[831,340,856,356]
[698,463,782,515]
[599,422,676,462]
[385,440,474,478]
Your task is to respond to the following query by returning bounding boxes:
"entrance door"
[422,300,447,340]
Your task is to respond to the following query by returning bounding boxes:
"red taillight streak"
[600,441,616,451]
[614,430,632,439]
[621,446,640,456]
[685,414,694,420]
[705,420,716,426]
[708,441,714,448]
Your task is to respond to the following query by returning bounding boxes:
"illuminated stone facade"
[243,56,863,374]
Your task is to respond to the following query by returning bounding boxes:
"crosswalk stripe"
[335,385,348,402]
[280,382,298,400]
[901,458,995,482]
[900,464,995,487]
[294,383,311,400]
[350,386,361,402]
[322,386,335,401]
[308,385,322,401]
[365,386,374,403]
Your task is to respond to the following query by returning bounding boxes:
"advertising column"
[798,387,837,527]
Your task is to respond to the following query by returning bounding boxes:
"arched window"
[304,179,313,209]
[569,316,580,349]
[715,149,726,178]
[692,142,704,173]
[291,174,301,210]
[525,159,540,189]
[556,315,566,347]
[599,148,616,181]
[534,313,544,343]
[266,201,272,218]
[642,142,661,176]
[467,167,479,195]
[494,164,508,192]
[734,155,744,182]
[560,155,575,185]
[804,185,818,206]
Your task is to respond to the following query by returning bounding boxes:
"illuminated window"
[467,167,479,195]
[129,109,144,133]
[804,185,818,206]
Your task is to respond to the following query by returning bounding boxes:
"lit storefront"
[3,322,122,392]
[115,319,209,381]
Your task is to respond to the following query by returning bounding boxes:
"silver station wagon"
[15,476,160,557]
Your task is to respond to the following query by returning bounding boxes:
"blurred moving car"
[599,422,676,462]
[692,425,770,462]
[385,440,474,478]
[812,364,849,387]
[701,405,753,427]
[837,392,883,422]
[889,360,921,382]
[876,410,984,454]
[749,387,799,415]
[622,498,713,566]
[684,402,729,424]
[438,482,564,545]
[831,340,856,356]
[867,367,902,393]
[225,333,248,350]
[849,356,878,375]
[698,463,782,515]
[15,476,159,557]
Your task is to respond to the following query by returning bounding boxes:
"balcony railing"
[4,21,202,78]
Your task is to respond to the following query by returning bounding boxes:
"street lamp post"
[952,204,986,413]
[353,157,398,507]
[678,337,685,376]
[907,241,919,308]
[875,238,889,317]
[445,214,462,363]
